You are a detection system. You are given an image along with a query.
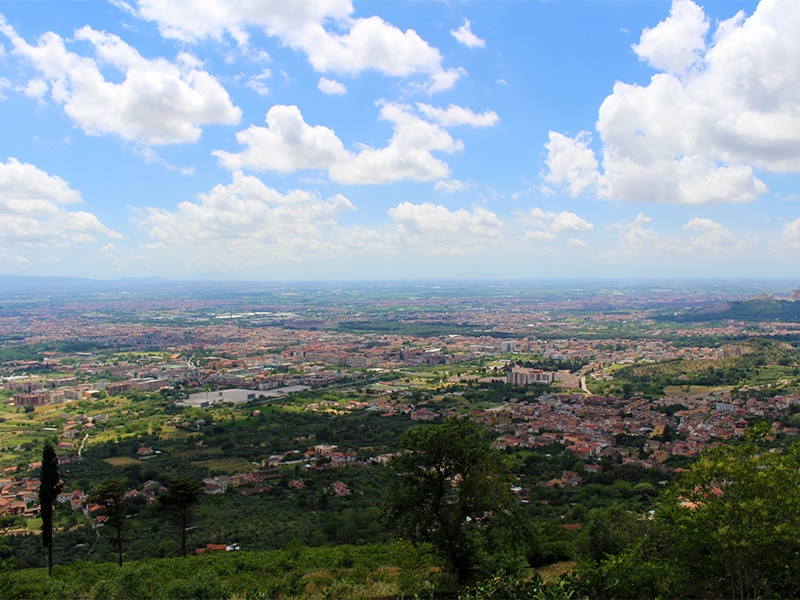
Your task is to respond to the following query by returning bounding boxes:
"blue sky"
[1,0,797,281]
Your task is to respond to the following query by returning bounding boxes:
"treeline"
[515,356,592,373]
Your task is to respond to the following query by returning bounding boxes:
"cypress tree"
[39,442,63,576]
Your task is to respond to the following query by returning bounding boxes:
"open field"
[662,385,717,398]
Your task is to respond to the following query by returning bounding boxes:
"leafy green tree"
[159,477,201,557]
[572,535,680,600]
[657,441,800,599]
[382,418,522,583]
[574,504,648,562]
[569,503,679,599]
[38,442,63,576]
[90,479,128,567]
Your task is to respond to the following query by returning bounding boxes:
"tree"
[159,477,201,557]
[574,504,648,563]
[657,441,800,599]
[38,442,63,576]
[383,418,522,583]
[90,479,128,566]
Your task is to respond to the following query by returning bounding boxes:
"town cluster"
[3,283,800,531]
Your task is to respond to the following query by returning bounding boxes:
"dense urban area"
[3,277,800,599]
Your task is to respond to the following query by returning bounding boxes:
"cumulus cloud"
[0,157,120,244]
[519,208,594,240]
[213,105,348,172]
[0,20,241,145]
[135,0,352,42]
[329,102,463,184]
[137,171,382,268]
[543,131,600,197]
[632,0,709,73]
[434,179,467,194]
[214,102,477,184]
[416,103,498,127]
[612,213,664,250]
[292,16,442,77]
[450,19,485,49]
[682,217,737,251]
[318,76,346,95]
[134,0,462,92]
[543,0,798,205]
[388,201,502,254]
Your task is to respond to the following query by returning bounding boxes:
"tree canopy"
[89,479,128,567]
[159,477,201,557]
[383,418,523,583]
[657,441,800,599]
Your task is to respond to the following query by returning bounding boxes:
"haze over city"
[1,0,798,281]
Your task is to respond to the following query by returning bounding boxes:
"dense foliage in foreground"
[0,541,445,600]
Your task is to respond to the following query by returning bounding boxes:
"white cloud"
[0,157,120,244]
[23,78,47,100]
[519,208,594,240]
[434,179,466,194]
[543,0,799,205]
[0,157,81,207]
[246,70,271,97]
[0,20,241,145]
[682,217,737,251]
[550,211,595,233]
[293,16,437,76]
[632,0,709,73]
[0,250,31,266]
[137,171,382,269]
[215,102,467,184]
[613,213,664,250]
[781,218,800,249]
[543,131,599,197]
[213,105,348,172]
[330,102,463,184]
[109,0,137,17]
[134,147,195,175]
[318,76,346,95]
[388,201,502,254]
[135,1,462,92]
[415,66,467,95]
[135,0,353,42]
[450,19,485,49]
[416,103,498,127]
